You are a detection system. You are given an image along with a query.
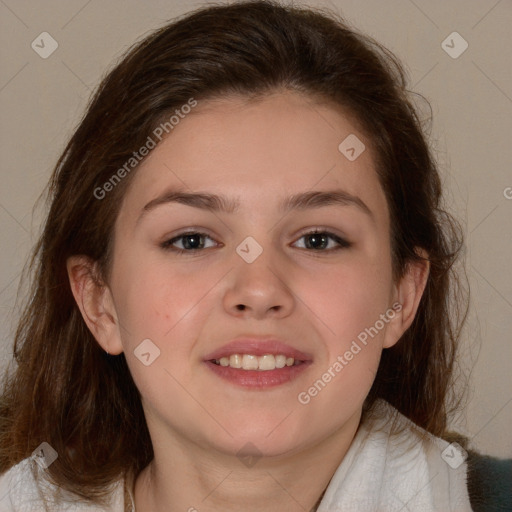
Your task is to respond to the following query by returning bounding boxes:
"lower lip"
[205,360,311,388]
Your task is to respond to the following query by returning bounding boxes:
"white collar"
[317,400,472,511]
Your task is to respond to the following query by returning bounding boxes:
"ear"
[382,249,430,349]
[66,255,124,355]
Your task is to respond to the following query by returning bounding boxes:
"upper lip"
[204,337,313,362]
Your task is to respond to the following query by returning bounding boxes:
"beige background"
[0,0,510,457]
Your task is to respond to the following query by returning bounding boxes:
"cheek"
[111,260,210,401]
[110,253,224,381]
[296,269,393,437]
[111,252,204,340]
[306,255,394,343]
[299,254,394,398]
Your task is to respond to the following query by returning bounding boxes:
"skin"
[68,90,429,512]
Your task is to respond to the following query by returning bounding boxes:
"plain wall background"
[0,0,510,457]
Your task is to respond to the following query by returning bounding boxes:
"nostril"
[236,304,246,311]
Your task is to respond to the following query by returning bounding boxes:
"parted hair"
[0,0,466,503]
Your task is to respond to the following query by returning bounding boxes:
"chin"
[204,420,311,461]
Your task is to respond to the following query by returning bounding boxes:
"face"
[103,91,402,459]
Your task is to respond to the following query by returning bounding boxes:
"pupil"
[184,234,202,249]
[308,233,326,249]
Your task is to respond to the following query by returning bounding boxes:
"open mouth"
[204,338,313,388]
[205,354,311,388]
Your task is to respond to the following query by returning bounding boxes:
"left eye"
[292,231,350,251]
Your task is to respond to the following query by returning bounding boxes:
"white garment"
[316,400,473,511]
[0,400,473,511]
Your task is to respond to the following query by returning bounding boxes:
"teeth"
[242,354,259,370]
[258,354,275,370]
[229,354,242,368]
[213,354,299,371]
[275,355,286,368]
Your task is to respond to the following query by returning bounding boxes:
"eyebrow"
[138,187,373,223]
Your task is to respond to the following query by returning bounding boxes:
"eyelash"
[160,229,351,254]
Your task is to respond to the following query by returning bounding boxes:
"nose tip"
[225,246,294,319]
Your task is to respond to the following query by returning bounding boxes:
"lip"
[205,360,311,388]
[203,337,313,389]
[203,338,313,362]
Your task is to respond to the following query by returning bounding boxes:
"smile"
[204,337,312,388]
[212,354,302,371]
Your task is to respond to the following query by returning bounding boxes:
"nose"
[222,242,295,320]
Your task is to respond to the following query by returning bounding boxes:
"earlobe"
[383,251,430,349]
[66,255,124,355]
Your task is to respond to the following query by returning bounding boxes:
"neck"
[134,409,361,512]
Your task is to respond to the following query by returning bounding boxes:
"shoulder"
[373,401,473,509]
[0,458,41,511]
[0,457,126,511]
[318,400,473,511]
[466,449,512,511]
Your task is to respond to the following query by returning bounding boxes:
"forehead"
[117,91,388,225]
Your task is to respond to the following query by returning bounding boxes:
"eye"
[161,231,218,253]
[160,229,351,254]
[292,230,351,251]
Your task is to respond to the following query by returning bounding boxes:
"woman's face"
[107,91,401,458]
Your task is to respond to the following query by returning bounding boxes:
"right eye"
[161,231,218,253]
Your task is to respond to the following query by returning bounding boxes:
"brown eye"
[161,232,216,252]
[293,231,351,251]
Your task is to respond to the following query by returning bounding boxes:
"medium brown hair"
[0,0,467,503]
